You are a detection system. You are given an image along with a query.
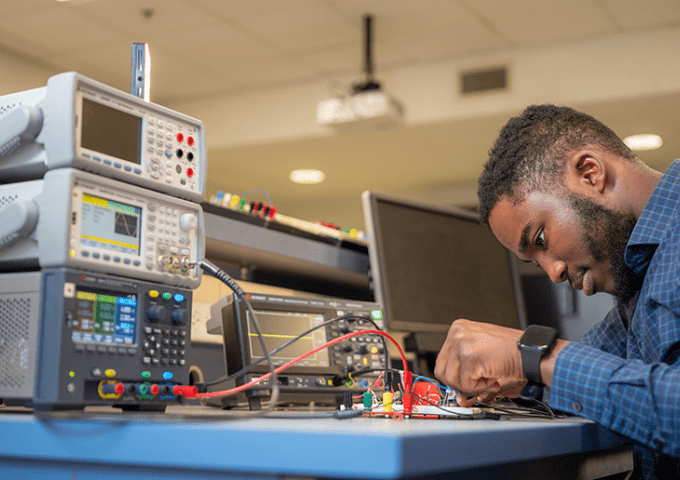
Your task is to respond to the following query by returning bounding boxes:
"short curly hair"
[477,104,635,225]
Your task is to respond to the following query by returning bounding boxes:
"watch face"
[520,325,558,350]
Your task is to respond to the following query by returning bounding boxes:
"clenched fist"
[434,319,528,407]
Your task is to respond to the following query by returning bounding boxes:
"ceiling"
[2,0,680,231]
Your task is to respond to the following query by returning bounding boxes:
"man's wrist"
[539,338,570,388]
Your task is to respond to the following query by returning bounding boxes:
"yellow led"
[69,371,75,378]
[69,249,76,257]
[105,369,116,377]
[148,290,159,298]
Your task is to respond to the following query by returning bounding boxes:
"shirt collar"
[625,159,680,276]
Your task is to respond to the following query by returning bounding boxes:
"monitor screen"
[362,191,526,335]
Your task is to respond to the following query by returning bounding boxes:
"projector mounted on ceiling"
[316,15,404,130]
[316,88,404,130]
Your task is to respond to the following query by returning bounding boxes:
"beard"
[567,194,642,304]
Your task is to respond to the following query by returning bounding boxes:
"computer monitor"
[362,191,527,338]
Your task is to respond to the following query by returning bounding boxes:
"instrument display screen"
[71,287,137,346]
[81,98,142,165]
[246,310,330,367]
[79,193,142,256]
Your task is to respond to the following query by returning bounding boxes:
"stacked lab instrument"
[0,71,207,411]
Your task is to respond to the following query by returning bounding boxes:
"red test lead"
[173,385,199,398]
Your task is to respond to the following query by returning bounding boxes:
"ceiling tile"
[73,0,219,36]
[387,20,508,60]
[467,0,598,18]
[327,0,473,23]
[232,2,357,53]
[191,0,332,24]
[2,0,56,18]
[486,1,617,45]
[599,0,680,29]
[0,4,129,54]
[151,20,274,69]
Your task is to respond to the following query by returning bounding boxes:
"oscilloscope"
[208,292,386,405]
[0,72,206,202]
[0,168,204,289]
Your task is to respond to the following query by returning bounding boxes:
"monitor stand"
[403,332,446,378]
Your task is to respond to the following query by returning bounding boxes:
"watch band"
[520,347,544,385]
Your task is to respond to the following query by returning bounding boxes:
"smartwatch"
[517,325,558,385]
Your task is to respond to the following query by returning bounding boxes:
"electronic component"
[0,268,192,411]
[206,192,368,244]
[207,292,386,405]
[0,168,204,289]
[0,71,206,202]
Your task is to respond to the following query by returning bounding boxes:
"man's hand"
[434,319,528,407]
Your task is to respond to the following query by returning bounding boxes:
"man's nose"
[541,257,568,284]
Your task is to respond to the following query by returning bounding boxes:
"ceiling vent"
[460,66,508,95]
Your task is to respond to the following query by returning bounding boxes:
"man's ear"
[566,151,607,195]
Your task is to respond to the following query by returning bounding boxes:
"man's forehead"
[488,191,562,250]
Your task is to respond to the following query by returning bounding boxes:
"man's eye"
[535,228,545,247]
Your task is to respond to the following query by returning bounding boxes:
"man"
[434,104,679,479]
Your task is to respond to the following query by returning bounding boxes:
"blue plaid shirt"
[548,160,680,479]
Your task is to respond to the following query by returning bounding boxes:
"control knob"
[179,213,197,232]
[146,305,167,323]
[171,308,189,326]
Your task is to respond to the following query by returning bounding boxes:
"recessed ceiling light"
[623,133,663,151]
[289,169,325,184]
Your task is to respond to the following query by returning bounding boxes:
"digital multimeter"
[0,72,206,202]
